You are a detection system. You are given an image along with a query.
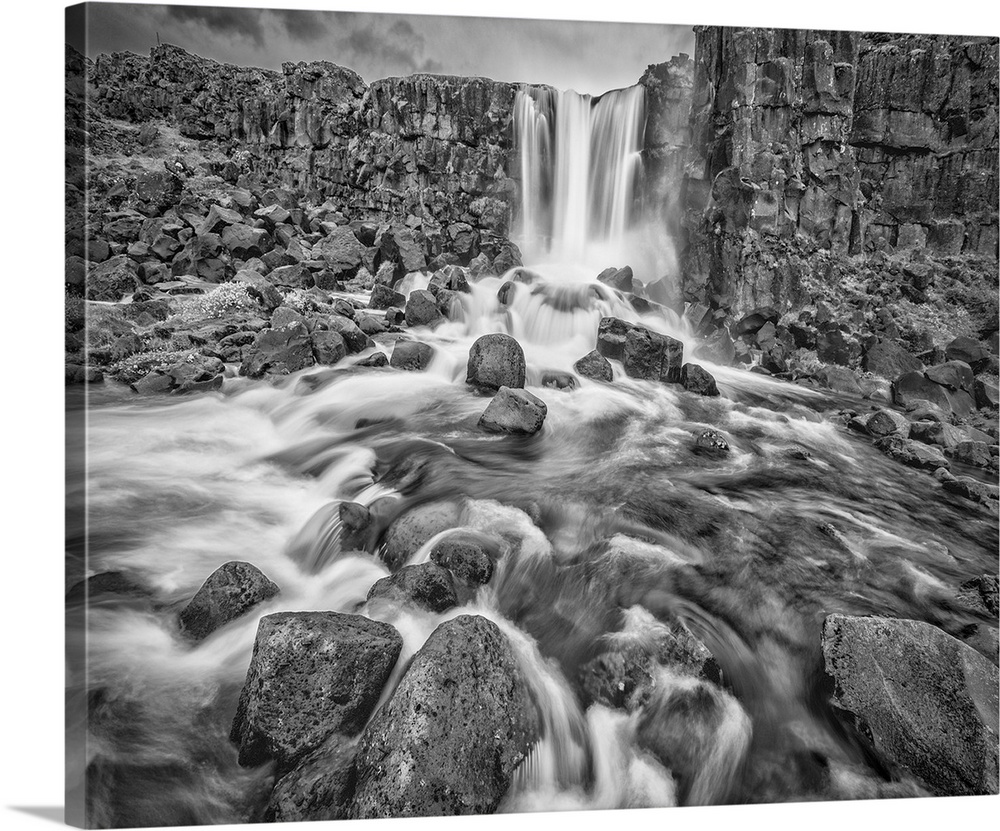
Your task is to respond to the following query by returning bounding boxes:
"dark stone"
[680,363,719,396]
[352,615,538,817]
[952,440,992,468]
[479,386,547,435]
[541,371,578,391]
[822,614,999,796]
[974,378,999,410]
[390,340,434,371]
[597,318,684,383]
[87,255,139,301]
[597,265,634,292]
[367,563,458,613]
[430,538,494,585]
[863,339,923,379]
[574,349,613,382]
[892,371,953,412]
[945,336,989,369]
[179,561,279,641]
[66,571,152,605]
[265,738,357,823]
[326,315,372,354]
[693,429,730,457]
[873,435,949,470]
[734,306,779,337]
[312,330,348,366]
[864,408,910,438]
[369,283,405,310]
[221,223,272,260]
[316,227,363,280]
[404,289,444,328]
[497,280,516,306]
[466,333,526,390]
[240,322,315,377]
[957,575,1000,617]
[356,352,389,368]
[230,612,402,771]
[383,502,461,572]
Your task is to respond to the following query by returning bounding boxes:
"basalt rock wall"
[678,26,998,321]
[91,44,519,237]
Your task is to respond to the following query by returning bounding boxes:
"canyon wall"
[678,27,999,324]
[91,44,519,242]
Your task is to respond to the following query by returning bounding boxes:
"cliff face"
[90,44,519,237]
[680,27,998,322]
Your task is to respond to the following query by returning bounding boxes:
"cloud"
[339,18,444,77]
[273,10,331,44]
[164,6,267,47]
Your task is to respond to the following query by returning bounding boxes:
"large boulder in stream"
[231,612,402,771]
[352,615,539,817]
[178,561,279,641]
[389,340,433,371]
[479,386,547,435]
[382,501,462,571]
[596,317,683,383]
[574,349,613,382]
[821,614,999,796]
[466,333,526,390]
[367,563,458,612]
[404,289,444,328]
[240,322,315,377]
[266,738,358,822]
[680,363,719,396]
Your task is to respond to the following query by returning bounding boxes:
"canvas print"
[65,2,999,828]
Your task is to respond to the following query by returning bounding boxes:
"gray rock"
[326,315,372,354]
[87,254,139,301]
[952,440,993,468]
[693,429,730,457]
[957,574,1000,617]
[597,265,634,292]
[240,322,315,377]
[430,538,494,585]
[925,361,975,393]
[404,289,444,328]
[873,435,949,470]
[817,365,861,394]
[945,336,989,369]
[383,502,461,572]
[231,612,402,771]
[864,408,910,438]
[466,333,526,390]
[369,283,405,310]
[316,227,363,279]
[574,349,613,382]
[974,378,1000,410]
[680,363,719,396]
[822,614,999,796]
[352,615,538,817]
[597,318,683,383]
[892,371,953,412]
[909,420,965,450]
[541,370,578,391]
[265,738,357,822]
[312,330,347,366]
[862,339,923,379]
[479,386,547,435]
[179,561,279,641]
[390,340,433,371]
[221,223,272,260]
[367,563,458,612]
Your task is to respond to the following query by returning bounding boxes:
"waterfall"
[514,84,646,268]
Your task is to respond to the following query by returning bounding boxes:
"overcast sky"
[72,2,695,95]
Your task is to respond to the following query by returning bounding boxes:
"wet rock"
[957,575,1000,617]
[496,280,516,306]
[231,612,402,771]
[326,315,372,354]
[315,227,363,280]
[368,283,405,310]
[268,263,313,289]
[367,563,458,613]
[352,615,538,817]
[130,371,174,394]
[87,254,139,301]
[240,322,315,377]
[389,340,433,371]
[952,440,992,468]
[574,349,614,382]
[822,613,999,796]
[541,370,578,391]
[270,305,306,329]
[66,571,152,605]
[909,420,965,451]
[597,318,684,383]
[974,378,999,410]
[196,204,243,236]
[377,226,426,279]
[925,361,975,393]
[864,408,910,438]
[637,672,752,805]
[892,371,953,412]
[312,330,348,366]
[945,336,990,370]
[404,289,444,328]
[597,265,634,292]
[478,386,547,435]
[265,738,357,822]
[354,313,386,337]
[221,223,272,260]
[179,561,279,641]
[356,352,389,368]
[466,333,526,390]
[680,363,719,396]
[239,272,283,311]
[339,501,373,552]
[383,502,461,572]
[430,538,494,585]
[862,339,923,379]
[816,365,861,394]
[693,429,730,457]
[873,435,949,471]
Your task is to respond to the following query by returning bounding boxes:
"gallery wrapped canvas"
[64,2,998,828]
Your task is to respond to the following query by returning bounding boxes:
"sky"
[71,1,696,96]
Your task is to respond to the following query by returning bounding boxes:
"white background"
[2,1,998,830]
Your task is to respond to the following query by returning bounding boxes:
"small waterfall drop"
[514,84,646,272]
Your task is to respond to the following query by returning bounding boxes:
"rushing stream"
[67,83,998,826]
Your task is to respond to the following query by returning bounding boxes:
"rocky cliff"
[90,44,519,238]
[679,27,998,333]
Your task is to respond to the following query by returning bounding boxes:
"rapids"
[66,82,998,826]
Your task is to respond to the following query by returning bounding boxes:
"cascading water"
[69,73,998,829]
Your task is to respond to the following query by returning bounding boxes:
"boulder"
[196,204,243,236]
[957,574,1000,617]
[312,330,347,366]
[693,429,730,457]
[339,501,373,552]
[377,226,426,278]
[356,352,389,368]
[862,339,923,379]
[430,538,494,585]
[574,349,613,382]
[864,408,910,438]
[317,227,363,279]
[466,334,526,390]
[87,255,139,301]
[636,672,751,805]
[368,283,405,310]
[952,440,992,468]
[390,340,433,371]
[383,502,461,572]
[231,612,402,771]
[597,318,683,383]
[326,315,372,354]
[352,615,538,817]
[221,223,272,260]
[974,378,999,410]
[908,420,965,451]
[680,363,719,396]
[945,336,989,370]
[734,306,779,337]
[822,614,999,796]
[597,265,634,293]
[541,370,578,391]
[240,322,315,377]
[892,371,953,412]
[265,738,357,823]
[270,305,306,329]
[178,561,279,641]
[404,289,444,328]
[367,563,458,613]
[925,361,975,393]
[816,365,861,394]
[479,386,547,435]
[873,435,949,470]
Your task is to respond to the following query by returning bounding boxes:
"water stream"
[68,84,998,826]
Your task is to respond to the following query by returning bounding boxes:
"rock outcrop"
[178,561,279,641]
